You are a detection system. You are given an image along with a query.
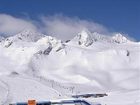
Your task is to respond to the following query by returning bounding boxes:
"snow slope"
[0,30,140,105]
[0,75,61,104]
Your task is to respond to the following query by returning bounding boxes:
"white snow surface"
[0,30,140,105]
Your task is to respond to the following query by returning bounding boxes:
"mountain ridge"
[0,29,136,47]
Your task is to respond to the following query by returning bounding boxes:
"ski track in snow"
[0,80,10,105]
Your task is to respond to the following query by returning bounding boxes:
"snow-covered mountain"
[0,30,44,48]
[112,33,131,43]
[0,36,4,42]
[69,30,132,47]
[0,30,140,105]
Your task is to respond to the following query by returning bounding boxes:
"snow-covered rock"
[112,33,130,43]
[69,30,132,48]
[35,36,65,56]
[1,30,44,47]
[77,30,93,47]
[12,30,44,42]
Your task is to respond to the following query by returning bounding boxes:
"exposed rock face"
[77,30,93,47]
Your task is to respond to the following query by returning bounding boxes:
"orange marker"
[28,100,36,105]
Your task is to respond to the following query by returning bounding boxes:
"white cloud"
[4,14,138,42]
[0,14,109,40]
[40,15,109,40]
[0,14,37,36]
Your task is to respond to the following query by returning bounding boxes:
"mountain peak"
[112,33,130,43]
[77,29,93,47]
[15,30,44,42]
[36,36,65,53]
[1,30,44,47]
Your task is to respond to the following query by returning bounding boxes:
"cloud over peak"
[1,14,130,41]
[0,14,36,36]
[40,15,109,40]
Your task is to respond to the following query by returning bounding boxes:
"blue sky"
[0,0,140,40]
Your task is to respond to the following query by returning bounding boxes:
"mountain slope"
[0,30,139,105]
